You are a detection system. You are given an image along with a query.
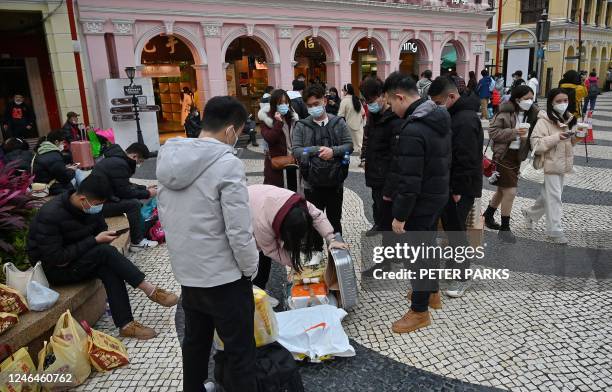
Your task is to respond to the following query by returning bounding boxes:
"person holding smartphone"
[521,88,582,244]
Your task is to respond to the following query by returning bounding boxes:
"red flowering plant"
[0,160,43,282]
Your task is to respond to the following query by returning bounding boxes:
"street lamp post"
[124,66,144,145]
[535,10,550,96]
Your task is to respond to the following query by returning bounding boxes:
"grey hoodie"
[156,137,258,288]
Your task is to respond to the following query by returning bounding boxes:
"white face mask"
[226,126,239,154]
[518,99,533,111]
[553,103,569,115]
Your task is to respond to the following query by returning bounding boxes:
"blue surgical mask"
[307,105,325,118]
[278,104,290,115]
[367,102,381,114]
[83,200,103,215]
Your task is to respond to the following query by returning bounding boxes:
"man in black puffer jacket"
[382,72,451,334]
[27,174,178,340]
[430,76,484,299]
[92,143,157,252]
[361,77,403,235]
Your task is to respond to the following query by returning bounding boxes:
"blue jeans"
[583,95,597,114]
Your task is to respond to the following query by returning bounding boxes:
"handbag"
[482,139,497,178]
[3,261,49,297]
[270,155,297,170]
[520,151,545,184]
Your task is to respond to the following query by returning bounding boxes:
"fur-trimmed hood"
[257,107,299,128]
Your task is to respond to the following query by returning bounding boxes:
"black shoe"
[361,260,391,278]
[249,131,259,147]
[365,225,379,237]
[498,229,517,243]
[484,214,501,230]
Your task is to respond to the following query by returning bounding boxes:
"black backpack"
[184,108,202,138]
[588,81,600,97]
[299,117,349,188]
[290,97,309,120]
[214,342,304,392]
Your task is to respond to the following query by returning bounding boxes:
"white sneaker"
[547,235,568,245]
[305,251,324,266]
[129,239,159,252]
[445,280,471,298]
[521,208,535,229]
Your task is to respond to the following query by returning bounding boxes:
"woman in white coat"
[522,88,584,244]
[338,83,365,154]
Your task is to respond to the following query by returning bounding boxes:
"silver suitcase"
[326,233,359,310]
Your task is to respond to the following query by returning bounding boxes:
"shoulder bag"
[3,261,49,297]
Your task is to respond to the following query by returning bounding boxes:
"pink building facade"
[77,0,491,124]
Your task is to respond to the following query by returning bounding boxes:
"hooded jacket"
[384,99,452,228]
[447,95,484,197]
[530,111,579,175]
[33,141,75,194]
[476,75,493,99]
[91,144,149,200]
[156,137,259,287]
[248,184,334,267]
[364,108,403,189]
[27,191,107,268]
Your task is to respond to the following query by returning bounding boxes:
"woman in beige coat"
[522,88,583,244]
[338,83,365,154]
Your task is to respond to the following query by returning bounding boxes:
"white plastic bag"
[275,304,355,362]
[27,280,59,311]
[3,261,49,296]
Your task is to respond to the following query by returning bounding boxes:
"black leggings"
[252,252,272,290]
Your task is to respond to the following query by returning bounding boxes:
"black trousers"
[285,166,298,193]
[181,278,257,392]
[103,198,144,244]
[440,195,475,281]
[371,187,393,230]
[252,252,272,290]
[43,244,145,328]
[304,186,343,251]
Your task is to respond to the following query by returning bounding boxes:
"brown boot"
[391,310,431,333]
[405,290,442,310]
[148,287,179,307]
[120,321,157,340]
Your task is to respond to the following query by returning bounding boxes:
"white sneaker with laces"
[445,280,471,298]
[130,238,159,252]
[305,251,324,266]
[521,208,535,229]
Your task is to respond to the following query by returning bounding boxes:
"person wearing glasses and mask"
[91,142,158,252]
[157,96,260,392]
[292,84,353,265]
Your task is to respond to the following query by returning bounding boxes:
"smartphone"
[114,227,130,235]
[565,131,576,137]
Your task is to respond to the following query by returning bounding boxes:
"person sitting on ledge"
[27,174,179,340]
[92,142,158,252]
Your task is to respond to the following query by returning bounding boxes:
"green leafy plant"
[0,160,42,282]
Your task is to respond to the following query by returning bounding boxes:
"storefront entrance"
[140,34,197,139]
[351,38,378,89]
[441,43,457,76]
[399,40,423,80]
[294,36,327,87]
[225,37,269,118]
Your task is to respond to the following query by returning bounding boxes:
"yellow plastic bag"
[37,337,91,390]
[214,286,278,349]
[0,347,39,392]
[52,310,88,353]
[48,310,91,386]
[0,284,29,315]
[0,312,18,335]
[80,321,129,372]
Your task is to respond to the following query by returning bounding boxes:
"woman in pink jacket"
[248,184,347,289]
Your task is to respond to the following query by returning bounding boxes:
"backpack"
[588,80,600,97]
[214,342,304,392]
[298,117,349,188]
[184,108,202,138]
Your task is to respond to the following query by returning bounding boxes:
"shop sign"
[124,85,143,96]
[547,43,561,52]
[303,37,316,49]
[402,41,418,53]
[472,44,485,54]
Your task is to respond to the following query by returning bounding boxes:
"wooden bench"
[0,215,131,359]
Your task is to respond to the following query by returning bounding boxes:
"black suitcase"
[214,342,304,392]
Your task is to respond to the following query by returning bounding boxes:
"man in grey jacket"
[157,96,258,392]
[292,84,353,263]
